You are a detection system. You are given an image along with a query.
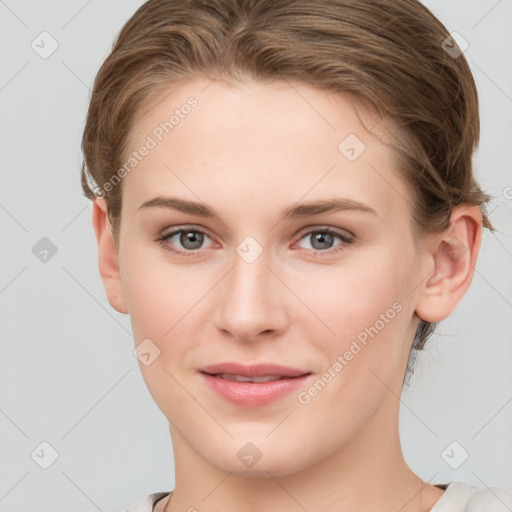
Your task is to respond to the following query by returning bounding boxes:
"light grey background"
[0,1,511,511]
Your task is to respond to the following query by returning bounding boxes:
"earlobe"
[415,206,483,323]
[92,198,129,314]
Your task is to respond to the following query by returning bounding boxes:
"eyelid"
[294,225,354,242]
[160,224,212,239]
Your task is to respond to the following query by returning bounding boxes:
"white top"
[119,481,512,512]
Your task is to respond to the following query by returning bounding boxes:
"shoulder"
[114,492,171,512]
[433,480,512,512]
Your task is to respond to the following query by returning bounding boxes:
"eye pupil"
[180,230,204,249]
[311,232,334,250]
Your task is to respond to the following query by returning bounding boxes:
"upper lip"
[200,362,311,378]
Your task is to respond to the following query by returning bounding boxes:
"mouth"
[199,362,312,407]
[205,373,297,383]
[200,362,311,378]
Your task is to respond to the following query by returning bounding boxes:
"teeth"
[217,373,285,383]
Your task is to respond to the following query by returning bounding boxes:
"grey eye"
[309,232,335,250]
[177,230,205,250]
[297,230,346,251]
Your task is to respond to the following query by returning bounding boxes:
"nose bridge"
[215,241,285,340]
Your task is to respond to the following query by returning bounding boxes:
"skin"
[92,77,482,512]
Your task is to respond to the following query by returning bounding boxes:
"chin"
[204,439,319,478]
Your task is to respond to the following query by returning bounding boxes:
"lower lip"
[200,372,311,407]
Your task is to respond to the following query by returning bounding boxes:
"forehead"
[121,77,409,218]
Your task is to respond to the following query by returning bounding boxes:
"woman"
[81,0,512,510]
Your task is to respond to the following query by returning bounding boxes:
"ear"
[91,198,128,314]
[415,205,483,323]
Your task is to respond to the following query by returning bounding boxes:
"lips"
[199,362,312,407]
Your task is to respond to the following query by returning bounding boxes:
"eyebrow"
[137,196,377,220]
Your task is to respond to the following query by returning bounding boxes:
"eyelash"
[156,226,354,258]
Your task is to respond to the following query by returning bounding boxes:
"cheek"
[121,250,201,413]
[299,249,412,378]
[120,243,203,340]
[303,254,407,334]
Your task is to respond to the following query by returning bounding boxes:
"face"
[107,77,432,476]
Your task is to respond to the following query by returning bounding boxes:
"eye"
[156,226,354,258]
[157,227,214,256]
[295,227,353,254]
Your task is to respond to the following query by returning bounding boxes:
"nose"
[214,247,288,343]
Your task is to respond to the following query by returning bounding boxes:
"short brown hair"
[81,0,493,368]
